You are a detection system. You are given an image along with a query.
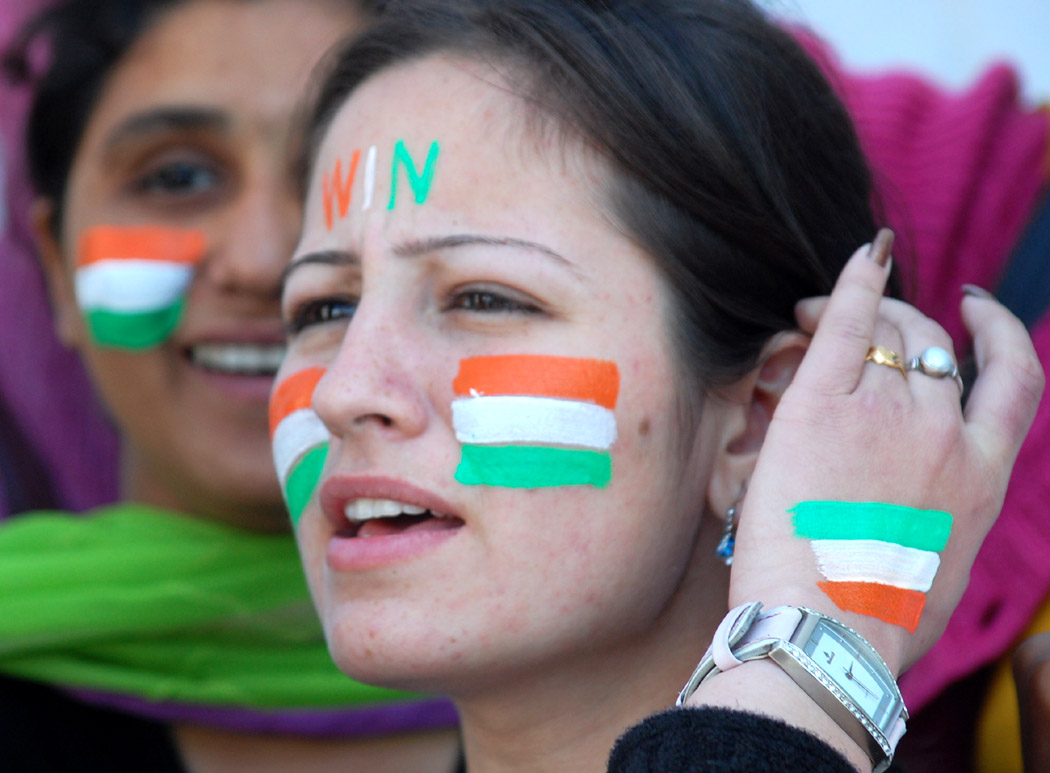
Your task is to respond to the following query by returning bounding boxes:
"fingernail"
[867,228,895,267]
[962,283,996,300]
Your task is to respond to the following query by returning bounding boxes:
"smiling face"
[283,56,737,699]
[38,0,365,530]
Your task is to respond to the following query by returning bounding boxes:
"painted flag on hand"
[75,226,206,349]
[791,501,953,633]
[270,367,329,525]
[452,355,619,489]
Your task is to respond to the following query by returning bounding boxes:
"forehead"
[305,54,613,246]
[85,0,357,139]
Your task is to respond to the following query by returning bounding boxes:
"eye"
[132,158,223,199]
[285,297,358,336]
[448,288,540,314]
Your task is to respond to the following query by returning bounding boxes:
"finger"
[857,318,911,397]
[793,229,895,393]
[961,289,1044,463]
[794,296,828,334]
[871,300,964,405]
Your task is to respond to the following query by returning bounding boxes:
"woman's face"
[284,56,735,693]
[42,0,364,529]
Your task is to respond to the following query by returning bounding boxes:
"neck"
[454,524,730,773]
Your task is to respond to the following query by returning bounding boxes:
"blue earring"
[715,502,737,566]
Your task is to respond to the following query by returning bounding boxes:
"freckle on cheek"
[637,418,651,437]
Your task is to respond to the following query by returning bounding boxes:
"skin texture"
[35,0,353,532]
[284,56,807,771]
[32,2,461,769]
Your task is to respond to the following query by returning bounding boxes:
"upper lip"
[178,319,286,348]
[319,475,461,532]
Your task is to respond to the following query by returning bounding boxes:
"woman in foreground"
[279,0,1042,770]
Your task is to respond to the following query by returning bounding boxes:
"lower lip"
[326,527,460,572]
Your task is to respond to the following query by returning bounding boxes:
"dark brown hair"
[302,0,894,385]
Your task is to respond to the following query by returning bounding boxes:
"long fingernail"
[868,228,895,267]
[962,283,996,300]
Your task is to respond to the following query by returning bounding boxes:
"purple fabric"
[66,687,459,737]
[0,0,120,520]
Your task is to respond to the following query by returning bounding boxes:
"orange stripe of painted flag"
[453,355,619,409]
[269,367,325,438]
[818,580,926,634]
[77,226,207,268]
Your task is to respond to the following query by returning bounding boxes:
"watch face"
[804,620,901,726]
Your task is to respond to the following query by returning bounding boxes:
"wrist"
[679,602,907,773]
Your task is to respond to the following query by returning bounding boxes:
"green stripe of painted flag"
[286,444,328,526]
[455,444,611,489]
[790,501,952,552]
[83,299,187,350]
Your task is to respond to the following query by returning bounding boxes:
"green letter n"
[388,140,440,210]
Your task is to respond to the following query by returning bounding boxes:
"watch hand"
[843,662,876,699]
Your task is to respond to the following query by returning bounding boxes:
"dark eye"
[133,160,221,198]
[450,290,538,314]
[285,297,357,336]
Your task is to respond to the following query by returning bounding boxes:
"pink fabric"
[0,1,119,519]
[805,35,1050,714]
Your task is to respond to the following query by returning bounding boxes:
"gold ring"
[865,345,907,378]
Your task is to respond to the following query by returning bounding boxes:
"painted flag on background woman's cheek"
[75,225,206,350]
[452,354,619,489]
[270,366,329,525]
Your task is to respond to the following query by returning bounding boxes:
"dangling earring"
[716,487,746,567]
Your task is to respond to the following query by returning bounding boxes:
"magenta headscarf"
[0,0,119,519]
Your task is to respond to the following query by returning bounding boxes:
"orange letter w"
[322,150,361,230]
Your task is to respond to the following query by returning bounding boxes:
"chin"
[317,597,482,694]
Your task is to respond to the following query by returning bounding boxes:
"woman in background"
[0,1,458,769]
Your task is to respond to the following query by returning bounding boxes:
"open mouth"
[188,343,285,376]
[343,498,464,539]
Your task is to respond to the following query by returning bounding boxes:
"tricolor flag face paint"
[791,501,953,633]
[452,355,619,488]
[75,226,206,350]
[270,367,329,525]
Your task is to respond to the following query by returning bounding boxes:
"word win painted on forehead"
[75,225,206,350]
[270,367,329,525]
[791,501,953,633]
[452,355,619,488]
[322,140,440,230]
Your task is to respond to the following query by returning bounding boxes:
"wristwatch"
[677,602,908,773]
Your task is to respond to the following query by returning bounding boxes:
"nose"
[311,294,430,447]
[202,174,297,299]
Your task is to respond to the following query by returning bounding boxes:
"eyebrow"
[282,233,578,287]
[104,106,230,154]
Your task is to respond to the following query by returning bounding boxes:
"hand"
[731,230,1043,674]
[1013,632,1050,771]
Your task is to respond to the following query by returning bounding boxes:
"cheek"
[73,225,207,351]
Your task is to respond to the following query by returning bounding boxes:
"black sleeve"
[607,707,859,773]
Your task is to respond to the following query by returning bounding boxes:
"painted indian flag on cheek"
[270,367,329,525]
[452,355,619,488]
[791,501,953,633]
[75,226,206,350]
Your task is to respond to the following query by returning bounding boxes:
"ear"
[31,199,85,349]
[706,331,809,517]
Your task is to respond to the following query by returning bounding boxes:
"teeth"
[344,498,434,522]
[190,343,285,375]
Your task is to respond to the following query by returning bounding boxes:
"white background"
[759,0,1050,103]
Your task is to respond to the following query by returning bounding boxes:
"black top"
[608,707,860,772]
[0,674,184,772]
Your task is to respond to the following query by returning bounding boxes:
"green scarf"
[0,503,410,708]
